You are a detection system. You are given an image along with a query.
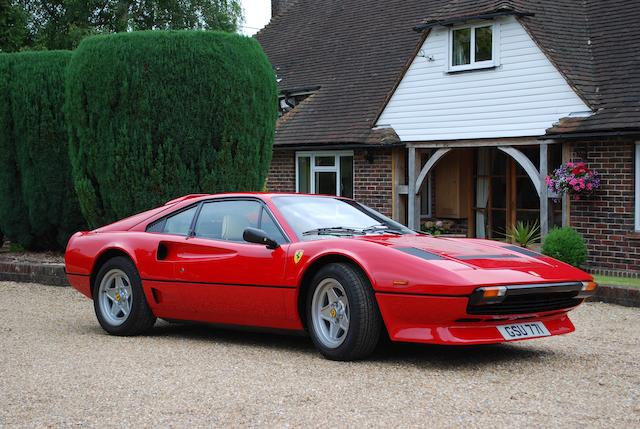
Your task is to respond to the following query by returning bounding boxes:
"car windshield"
[272,196,414,240]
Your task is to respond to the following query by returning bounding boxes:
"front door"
[474,147,560,239]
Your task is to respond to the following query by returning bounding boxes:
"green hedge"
[65,30,278,227]
[0,54,32,247]
[8,51,85,249]
[542,227,588,268]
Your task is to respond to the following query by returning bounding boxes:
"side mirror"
[243,227,280,250]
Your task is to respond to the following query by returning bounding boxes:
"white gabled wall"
[376,16,591,141]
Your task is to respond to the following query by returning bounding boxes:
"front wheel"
[93,256,156,336]
[306,263,382,360]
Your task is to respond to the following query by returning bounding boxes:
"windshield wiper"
[302,225,403,237]
[302,227,365,236]
[361,224,403,235]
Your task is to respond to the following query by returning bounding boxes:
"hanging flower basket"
[546,162,600,201]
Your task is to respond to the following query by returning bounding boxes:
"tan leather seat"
[221,215,250,241]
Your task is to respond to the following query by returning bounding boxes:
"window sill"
[446,65,498,75]
[627,232,640,240]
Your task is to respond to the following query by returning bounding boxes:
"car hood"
[357,234,558,271]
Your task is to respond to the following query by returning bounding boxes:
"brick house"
[257,0,640,275]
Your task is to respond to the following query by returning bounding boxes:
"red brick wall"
[266,150,296,193]
[354,149,393,217]
[266,148,394,217]
[569,140,640,275]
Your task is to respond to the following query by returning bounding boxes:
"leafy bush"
[9,51,85,249]
[506,220,540,248]
[542,227,588,267]
[0,54,32,247]
[65,30,278,227]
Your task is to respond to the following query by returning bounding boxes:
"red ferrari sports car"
[65,193,597,360]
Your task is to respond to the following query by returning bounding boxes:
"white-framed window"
[635,142,640,231]
[448,22,500,72]
[296,151,354,197]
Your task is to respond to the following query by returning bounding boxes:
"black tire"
[92,256,156,336]
[306,263,382,361]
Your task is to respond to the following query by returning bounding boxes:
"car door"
[169,199,296,328]
[140,204,201,317]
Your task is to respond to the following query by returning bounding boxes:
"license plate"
[497,321,551,340]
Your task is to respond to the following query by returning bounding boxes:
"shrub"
[506,220,540,248]
[0,54,32,247]
[541,227,588,267]
[9,51,85,250]
[65,30,278,228]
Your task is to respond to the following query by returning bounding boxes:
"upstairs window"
[449,23,498,71]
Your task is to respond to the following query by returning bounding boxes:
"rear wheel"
[306,263,381,361]
[93,256,156,336]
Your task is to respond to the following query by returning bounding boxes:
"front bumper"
[376,292,577,345]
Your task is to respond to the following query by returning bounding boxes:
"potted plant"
[506,220,540,249]
[422,219,458,236]
[546,162,600,201]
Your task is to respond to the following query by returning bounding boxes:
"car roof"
[164,192,347,207]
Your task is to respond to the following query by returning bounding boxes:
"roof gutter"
[272,142,406,151]
[278,85,321,96]
[542,130,640,140]
[414,10,534,32]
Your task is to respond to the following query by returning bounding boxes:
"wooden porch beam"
[497,146,541,196]
[539,142,549,237]
[415,148,451,195]
[408,147,417,230]
[406,137,547,149]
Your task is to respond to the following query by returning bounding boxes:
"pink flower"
[586,183,593,190]
[569,178,578,186]
[573,185,581,191]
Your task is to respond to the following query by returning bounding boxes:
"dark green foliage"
[0,0,28,52]
[542,227,588,268]
[8,51,85,249]
[0,54,32,247]
[65,31,278,227]
[13,0,242,51]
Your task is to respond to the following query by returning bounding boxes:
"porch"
[394,139,570,239]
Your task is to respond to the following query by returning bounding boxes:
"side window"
[194,200,261,242]
[146,205,198,235]
[260,210,287,245]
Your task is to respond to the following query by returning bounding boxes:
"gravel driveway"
[0,281,638,428]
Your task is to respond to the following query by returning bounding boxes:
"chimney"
[272,0,294,17]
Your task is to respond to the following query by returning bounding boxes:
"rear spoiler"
[164,194,208,206]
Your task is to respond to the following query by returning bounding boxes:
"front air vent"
[395,247,445,260]
[467,282,583,315]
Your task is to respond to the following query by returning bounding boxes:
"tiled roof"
[256,0,640,146]
[547,0,640,135]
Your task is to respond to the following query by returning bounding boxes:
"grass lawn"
[594,275,640,289]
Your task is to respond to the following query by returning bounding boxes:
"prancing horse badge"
[294,250,304,264]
